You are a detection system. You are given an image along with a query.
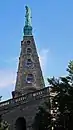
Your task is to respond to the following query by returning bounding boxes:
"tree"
[32,105,52,130]
[48,60,73,130]
[32,60,73,130]
[0,96,2,102]
[0,115,9,130]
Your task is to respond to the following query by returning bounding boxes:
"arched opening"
[27,40,31,45]
[26,74,34,83]
[27,47,32,54]
[15,117,26,130]
[26,59,32,67]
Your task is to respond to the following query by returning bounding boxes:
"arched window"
[27,48,32,54]
[26,74,34,83]
[26,59,32,67]
[27,40,31,45]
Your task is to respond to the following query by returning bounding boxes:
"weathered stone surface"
[15,36,45,96]
[0,87,50,130]
[0,34,47,130]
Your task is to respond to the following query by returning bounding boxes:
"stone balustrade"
[0,87,49,110]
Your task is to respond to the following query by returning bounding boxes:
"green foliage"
[33,60,73,130]
[67,60,73,85]
[0,115,9,130]
[48,60,73,129]
[32,106,52,130]
[0,96,2,102]
[67,60,73,75]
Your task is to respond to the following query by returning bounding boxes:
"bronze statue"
[25,6,32,26]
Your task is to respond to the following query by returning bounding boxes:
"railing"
[0,87,50,109]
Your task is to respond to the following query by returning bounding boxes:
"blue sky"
[0,0,73,101]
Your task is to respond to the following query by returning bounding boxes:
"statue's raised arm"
[25,6,32,26]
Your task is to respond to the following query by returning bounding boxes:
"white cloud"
[4,57,19,69]
[39,49,49,87]
[0,57,18,88]
[4,57,18,63]
[0,69,16,88]
[39,49,49,73]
